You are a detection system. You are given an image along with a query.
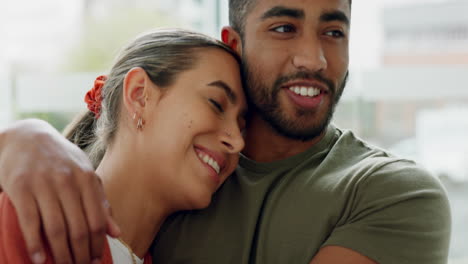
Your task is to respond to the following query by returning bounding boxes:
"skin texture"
[0,48,246,264]
[122,50,245,210]
[241,0,349,141]
[0,119,120,264]
[96,48,246,257]
[0,0,377,263]
[223,0,376,263]
[224,0,351,163]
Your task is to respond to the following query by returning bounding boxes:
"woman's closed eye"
[209,99,224,113]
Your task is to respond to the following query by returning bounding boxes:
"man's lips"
[280,79,330,94]
[279,80,330,109]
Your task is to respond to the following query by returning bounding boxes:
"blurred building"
[383,0,468,65]
[0,0,83,72]
[84,0,223,37]
[0,0,225,128]
[159,0,224,37]
[0,0,83,128]
[360,0,468,145]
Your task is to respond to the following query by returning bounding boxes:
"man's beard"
[242,56,348,141]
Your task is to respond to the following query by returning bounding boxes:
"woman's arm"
[0,119,119,264]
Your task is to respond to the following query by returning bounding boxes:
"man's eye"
[325,30,345,38]
[209,99,224,113]
[271,25,296,33]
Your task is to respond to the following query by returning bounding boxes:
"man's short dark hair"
[229,0,352,36]
[229,0,256,36]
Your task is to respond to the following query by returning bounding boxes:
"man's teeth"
[289,86,321,97]
[198,153,220,174]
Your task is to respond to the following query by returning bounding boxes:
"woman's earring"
[133,112,144,131]
[137,117,145,130]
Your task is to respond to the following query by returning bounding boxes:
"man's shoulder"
[317,126,446,194]
[332,130,449,215]
[331,127,395,160]
[331,127,422,171]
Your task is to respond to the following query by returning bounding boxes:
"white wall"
[361,66,468,101]
[0,66,12,129]
[0,0,83,71]
[176,0,220,37]
[15,73,99,113]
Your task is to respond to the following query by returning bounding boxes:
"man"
[0,0,450,263]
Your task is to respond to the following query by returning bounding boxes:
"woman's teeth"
[198,152,220,174]
[289,86,321,97]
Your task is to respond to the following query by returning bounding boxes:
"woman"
[0,28,247,264]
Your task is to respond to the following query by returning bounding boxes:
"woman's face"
[142,48,247,209]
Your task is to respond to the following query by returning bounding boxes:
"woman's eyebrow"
[207,80,237,104]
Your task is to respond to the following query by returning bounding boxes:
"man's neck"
[242,114,326,163]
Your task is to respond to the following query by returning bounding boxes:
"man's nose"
[292,35,327,72]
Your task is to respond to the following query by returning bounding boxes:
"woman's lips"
[194,146,225,185]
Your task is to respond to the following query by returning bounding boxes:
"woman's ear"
[122,67,160,116]
[221,26,242,56]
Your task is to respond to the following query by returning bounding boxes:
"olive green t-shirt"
[152,125,451,264]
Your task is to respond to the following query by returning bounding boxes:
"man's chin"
[267,118,330,141]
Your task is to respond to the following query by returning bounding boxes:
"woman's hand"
[0,119,120,264]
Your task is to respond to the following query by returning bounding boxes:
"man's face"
[240,0,350,141]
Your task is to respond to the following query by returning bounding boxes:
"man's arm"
[309,160,451,264]
[310,246,377,264]
[0,119,119,264]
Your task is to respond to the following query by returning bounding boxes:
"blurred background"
[0,0,467,262]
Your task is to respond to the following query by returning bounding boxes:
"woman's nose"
[221,125,245,154]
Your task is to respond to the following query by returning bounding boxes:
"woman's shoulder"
[0,193,38,263]
[0,193,115,264]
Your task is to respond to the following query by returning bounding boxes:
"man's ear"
[221,26,242,56]
[122,67,159,117]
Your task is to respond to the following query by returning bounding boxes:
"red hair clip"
[84,75,107,119]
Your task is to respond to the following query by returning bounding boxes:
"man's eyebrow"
[320,10,350,26]
[207,80,237,104]
[260,6,305,21]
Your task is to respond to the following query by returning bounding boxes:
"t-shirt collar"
[239,124,339,174]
